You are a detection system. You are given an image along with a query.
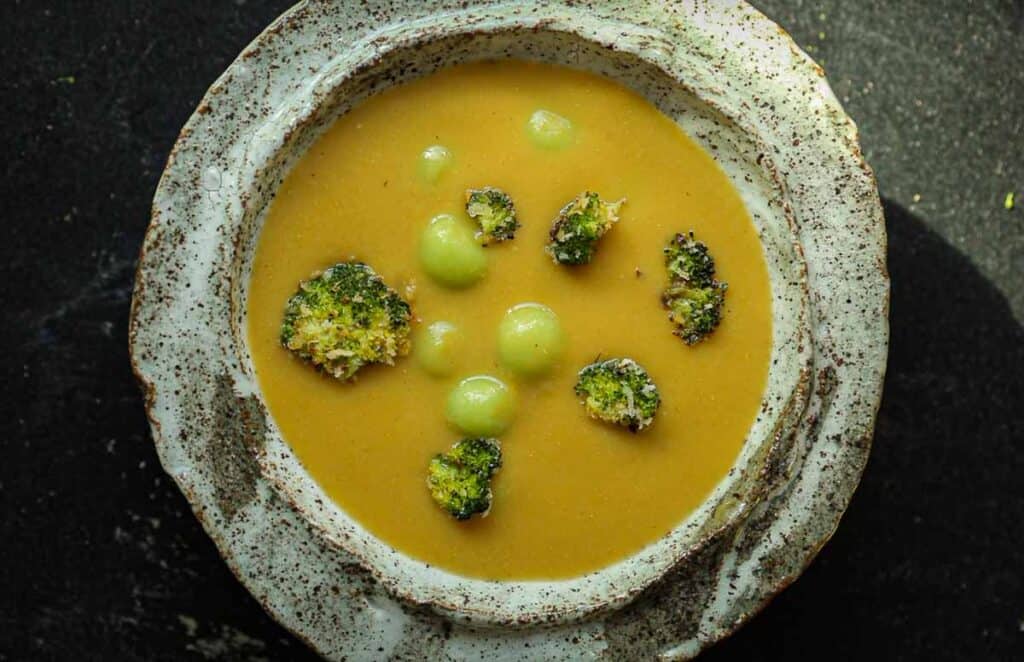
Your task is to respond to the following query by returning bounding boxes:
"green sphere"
[446,375,516,436]
[527,109,575,150]
[419,214,488,288]
[418,144,453,183]
[415,321,461,377]
[497,303,566,377]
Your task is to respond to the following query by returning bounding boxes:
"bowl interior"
[226,25,811,625]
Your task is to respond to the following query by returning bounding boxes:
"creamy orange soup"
[247,60,771,580]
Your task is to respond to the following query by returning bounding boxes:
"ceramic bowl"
[130,1,888,658]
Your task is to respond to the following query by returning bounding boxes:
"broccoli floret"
[662,282,728,345]
[546,192,624,265]
[465,187,518,244]
[574,358,661,432]
[661,232,727,345]
[664,232,715,287]
[427,438,503,520]
[427,456,491,520]
[280,262,412,380]
[447,436,503,477]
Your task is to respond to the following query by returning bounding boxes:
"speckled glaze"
[130,1,888,659]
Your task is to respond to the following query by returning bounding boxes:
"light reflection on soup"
[246,60,771,580]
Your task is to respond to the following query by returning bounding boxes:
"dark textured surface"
[0,1,1020,660]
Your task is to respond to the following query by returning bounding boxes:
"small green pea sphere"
[497,303,566,377]
[419,214,488,288]
[418,144,453,183]
[446,375,516,436]
[415,321,461,377]
[527,109,574,150]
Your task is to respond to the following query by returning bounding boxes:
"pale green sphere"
[419,214,488,288]
[526,109,575,149]
[415,321,461,377]
[446,375,516,436]
[418,144,453,183]
[497,303,566,377]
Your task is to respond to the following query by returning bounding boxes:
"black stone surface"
[1,1,1021,660]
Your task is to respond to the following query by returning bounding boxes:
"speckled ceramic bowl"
[130,1,888,658]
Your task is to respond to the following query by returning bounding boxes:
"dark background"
[2,1,1021,660]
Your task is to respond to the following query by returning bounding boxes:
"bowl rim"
[129,0,888,657]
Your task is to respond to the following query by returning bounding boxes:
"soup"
[246,60,771,580]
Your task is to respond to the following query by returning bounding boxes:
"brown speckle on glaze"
[206,374,266,520]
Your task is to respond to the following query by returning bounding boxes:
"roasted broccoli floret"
[546,192,624,265]
[664,232,715,287]
[465,187,518,244]
[427,438,503,520]
[574,358,661,432]
[662,282,728,345]
[662,232,727,345]
[280,262,412,380]
[447,437,503,478]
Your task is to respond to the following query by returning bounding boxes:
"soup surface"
[247,60,771,580]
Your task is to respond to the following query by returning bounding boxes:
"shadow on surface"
[703,200,1024,661]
